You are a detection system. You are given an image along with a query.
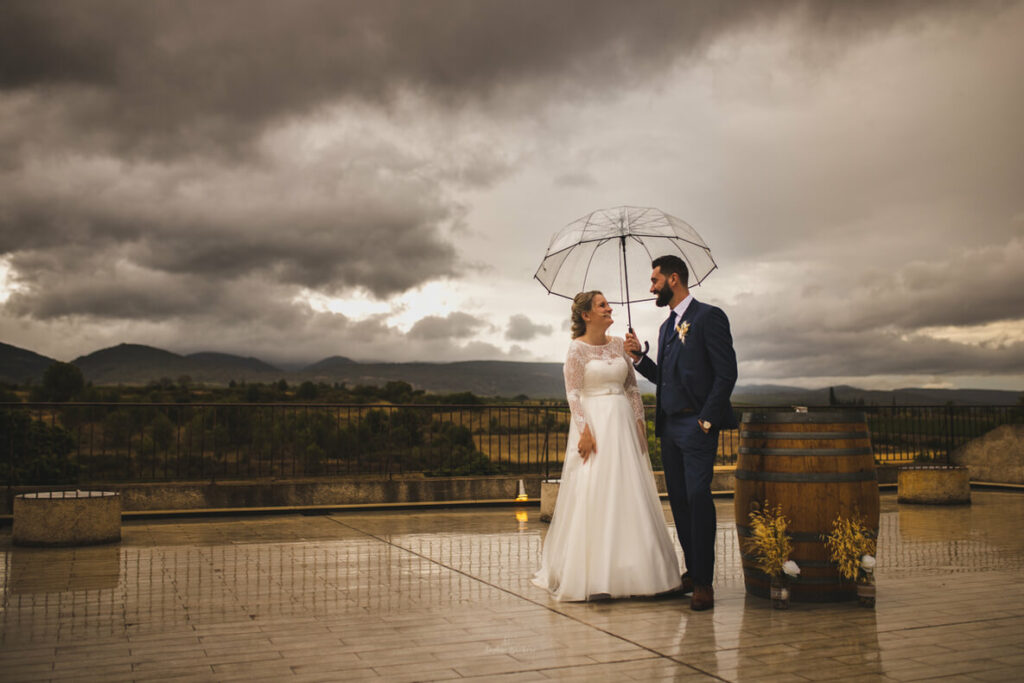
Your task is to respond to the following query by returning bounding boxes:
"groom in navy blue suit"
[626,254,737,611]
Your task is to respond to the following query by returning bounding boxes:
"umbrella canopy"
[535,206,717,317]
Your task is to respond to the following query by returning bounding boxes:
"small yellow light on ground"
[515,479,529,502]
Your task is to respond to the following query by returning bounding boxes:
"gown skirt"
[532,386,681,601]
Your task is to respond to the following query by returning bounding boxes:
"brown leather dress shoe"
[679,573,694,595]
[691,584,714,611]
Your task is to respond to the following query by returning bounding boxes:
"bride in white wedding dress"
[533,291,681,601]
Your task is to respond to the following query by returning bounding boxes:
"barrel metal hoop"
[742,567,851,585]
[739,447,874,457]
[736,524,830,543]
[736,524,877,541]
[740,430,870,440]
[742,411,866,424]
[740,552,835,568]
[734,469,878,483]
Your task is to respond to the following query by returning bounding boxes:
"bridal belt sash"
[582,387,625,397]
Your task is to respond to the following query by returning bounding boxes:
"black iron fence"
[1,403,1020,485]
[861,404,1021,463]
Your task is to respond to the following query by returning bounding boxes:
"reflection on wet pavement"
[1,492,1022,681]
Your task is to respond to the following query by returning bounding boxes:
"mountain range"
[1,341,1020,405]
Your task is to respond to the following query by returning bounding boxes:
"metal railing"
[1,403,572,485]
[2,403,1020,486]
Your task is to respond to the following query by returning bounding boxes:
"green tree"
[38,362,85,402]
[103,409,134,448]
[245,383,265,402]
[382,381,414,403]
[0,409,78,484]
[296,381,319,400]
[149,412,176,451]
[439,391,481,405]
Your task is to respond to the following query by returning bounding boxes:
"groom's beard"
[655,287,673,307]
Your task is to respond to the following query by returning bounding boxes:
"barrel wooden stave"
[735,412,880,602]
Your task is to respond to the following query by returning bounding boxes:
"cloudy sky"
[1,0,1022,390]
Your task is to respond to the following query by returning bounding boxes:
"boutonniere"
[676,320,690,343]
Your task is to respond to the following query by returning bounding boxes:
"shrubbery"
[0,409,78,484]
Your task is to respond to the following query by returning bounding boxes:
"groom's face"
[650,267,674,307]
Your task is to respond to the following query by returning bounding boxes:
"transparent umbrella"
[534,205,717,352]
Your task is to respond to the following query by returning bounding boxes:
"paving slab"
[1,491,1022,681]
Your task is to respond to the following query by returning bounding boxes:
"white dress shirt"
[670,294,694,327]
[632,294,694,366]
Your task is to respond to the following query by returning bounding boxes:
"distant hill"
[71,343,284,385]
[0,342,58,384]
[303,356,358,374]
[73,344,202,385]
[1,340,1020,403]
[301,360,570,397]
[186,352,282,381]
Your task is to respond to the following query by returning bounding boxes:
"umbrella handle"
[627,328,650,359]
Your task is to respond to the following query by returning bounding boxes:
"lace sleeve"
[618,338,648,455]
[564,341,587,434]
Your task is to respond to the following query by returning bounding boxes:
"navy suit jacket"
[635,299,738,437]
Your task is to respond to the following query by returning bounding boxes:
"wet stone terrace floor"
[1,491,1023,682]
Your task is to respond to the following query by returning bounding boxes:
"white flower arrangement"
[823,514,877,582]
[860,554,876,572]
[676,320,690,343]
[782,560,801,578]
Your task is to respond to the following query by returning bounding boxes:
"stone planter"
[898,465,970,505]
[13,490,121,546]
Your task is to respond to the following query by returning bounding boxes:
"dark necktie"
[660,311,677,360]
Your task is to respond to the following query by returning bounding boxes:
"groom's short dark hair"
[652,255,688,284]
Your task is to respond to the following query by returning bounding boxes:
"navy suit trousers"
[661,414,718,585]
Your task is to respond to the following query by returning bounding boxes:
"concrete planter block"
[898,466,971,505]
[13,490,122,546]
[540,479,560,522]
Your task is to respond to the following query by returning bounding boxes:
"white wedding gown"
[532,337,681,601]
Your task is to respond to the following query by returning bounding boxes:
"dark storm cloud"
[407,312,487,341]
[728,235,1024,381]
[4,262,210,321]
[506,314,553,342]
[740,330,1024,380]
[846,238,1024,331]
[738,237,1024,337]
[0,0,976,156]
[0,133,461,305]
[2,0,1018,382]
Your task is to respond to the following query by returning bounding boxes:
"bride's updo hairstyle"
[570,290,603,339]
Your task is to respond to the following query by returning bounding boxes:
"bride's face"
[584,295,613,330]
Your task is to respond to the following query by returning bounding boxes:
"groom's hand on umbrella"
[625,331,643,361]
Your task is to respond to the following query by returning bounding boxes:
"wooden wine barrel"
[735,411,880,602]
